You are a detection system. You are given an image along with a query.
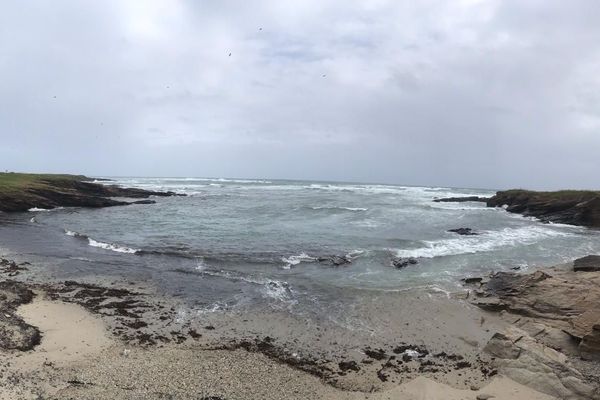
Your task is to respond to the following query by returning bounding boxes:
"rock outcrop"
[486,190,600,228]
[0,173,181,212]
[433,196,489,203]
[573,255,600,272]
[448,228,478,236]
[465,262,600,399]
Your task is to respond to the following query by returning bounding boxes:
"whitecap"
[281,252,316,268]
[64,229,139,254]
[310,206,368,212]
[28,207,63,212]
[393,225,573,259]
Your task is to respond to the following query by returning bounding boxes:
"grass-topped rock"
[0,173,180,212]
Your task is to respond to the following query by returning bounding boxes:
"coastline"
[2,250,597,399]
[0,179,599,398]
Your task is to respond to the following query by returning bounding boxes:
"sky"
[1,0,599,190]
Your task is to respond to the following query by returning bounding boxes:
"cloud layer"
[1,0,599,189]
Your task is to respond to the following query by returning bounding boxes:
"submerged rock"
[391,257,418,269]
[317,255,351,266]
[448,228,478,236]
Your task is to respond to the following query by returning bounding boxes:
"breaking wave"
[65,230,139,254]
[394,226,573,259]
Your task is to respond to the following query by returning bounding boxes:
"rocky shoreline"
[0,252,562,399]
[436,189,600,228]
[0,173,181,212]
[463,256,600,399]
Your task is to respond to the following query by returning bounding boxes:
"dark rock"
[462,277,483,284]
[317,255,352,266]
[487,190,600,228]
[338,360,360,372]
[573,255,600,272]
[0,280,41,351]
[391,257,418,269]
[434,196,489,203]
[0,174,183,213]
[448,228,478,236]
[130,200,157,205]
[364,348,387,360]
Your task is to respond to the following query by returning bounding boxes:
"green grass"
[0,173,88,194]
[500,189,600,199]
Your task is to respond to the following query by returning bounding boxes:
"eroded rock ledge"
[0,173,183,212]
[464,257,600,399]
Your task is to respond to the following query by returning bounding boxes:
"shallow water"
[2,177,599,321]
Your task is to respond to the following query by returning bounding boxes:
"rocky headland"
[0,172,181,212]
[436,189,600,228]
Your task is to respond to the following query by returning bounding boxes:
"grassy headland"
[0,172,177,212]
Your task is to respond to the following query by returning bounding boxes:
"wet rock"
[130,199,157,205]
[317,255,352,266]
[462,277,483,285]
[448,228,478,236]
[487,190,600,228]
[573,255,600,272]
[0,280,41,351]
[433,196,489,203]
[391,257,418,269]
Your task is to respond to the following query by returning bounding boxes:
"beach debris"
[122,348,130,357]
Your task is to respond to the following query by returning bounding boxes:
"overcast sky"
[1,1,599,189]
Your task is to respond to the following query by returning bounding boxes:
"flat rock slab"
[573,255,600,272]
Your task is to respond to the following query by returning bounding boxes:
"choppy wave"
[309,206,368,212]
[394,226,573,259]
[65,230,139,254]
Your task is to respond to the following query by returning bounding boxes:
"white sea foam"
[281,253,316,268]
[64,230,139,254]
[87,238,139,254]
[28,207,63,212]
[394,226,573,259]
[310,206,368,212]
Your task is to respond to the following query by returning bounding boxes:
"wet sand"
[0,252,564,400]
[1,292,553,400]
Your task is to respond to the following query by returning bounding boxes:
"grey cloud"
[1,0,600,189]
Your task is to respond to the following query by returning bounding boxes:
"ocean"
[2,177,599,321]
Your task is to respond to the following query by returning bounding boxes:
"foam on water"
[394,225,573,259]
[281,253,316,268]
[65,230,139,254]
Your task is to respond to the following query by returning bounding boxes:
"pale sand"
[0,294,556,400]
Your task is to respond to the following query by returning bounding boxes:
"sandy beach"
[3,253,598,399]
[1,284,552,399]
